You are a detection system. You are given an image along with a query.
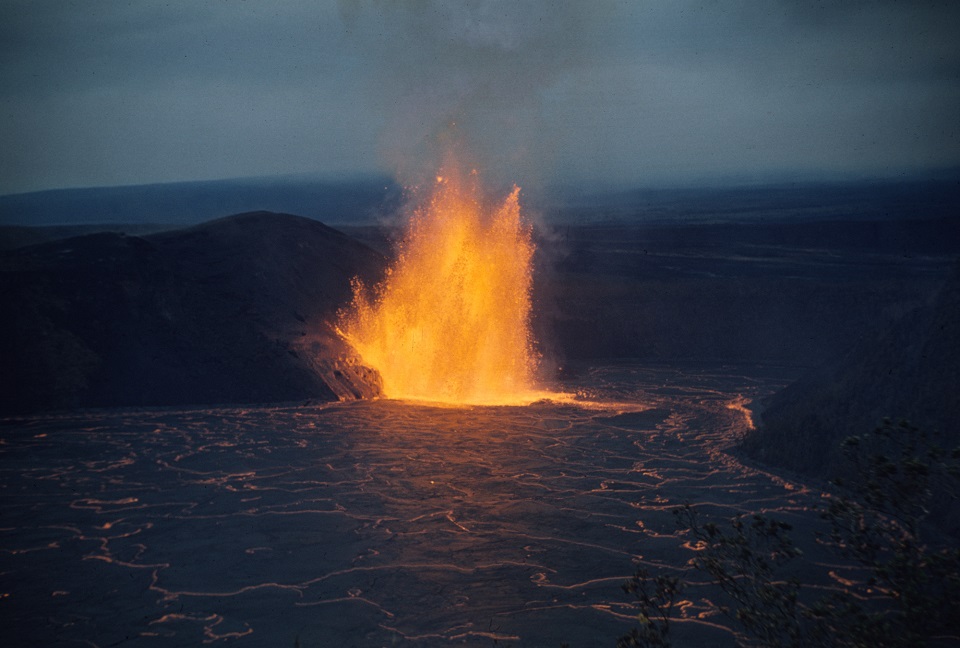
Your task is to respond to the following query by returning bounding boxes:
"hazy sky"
[2,1,959,195]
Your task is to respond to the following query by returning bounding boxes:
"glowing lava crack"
[338,170,549,406]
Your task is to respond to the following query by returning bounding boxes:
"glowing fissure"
[338,169,545,405]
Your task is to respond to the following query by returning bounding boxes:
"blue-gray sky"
[2,1,959,195]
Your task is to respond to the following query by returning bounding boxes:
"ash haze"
[1,0,959,196]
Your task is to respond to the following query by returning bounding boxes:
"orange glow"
[726,396,755,429]
[338,167,549,405]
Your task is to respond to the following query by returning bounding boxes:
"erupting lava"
[338,168,547,405]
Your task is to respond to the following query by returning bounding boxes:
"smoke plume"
[338,1,610,192]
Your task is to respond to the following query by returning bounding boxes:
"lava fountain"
[338,167,550,406]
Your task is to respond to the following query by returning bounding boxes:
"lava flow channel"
[338,169,547,406]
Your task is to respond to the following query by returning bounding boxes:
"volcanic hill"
[0,212,384,414]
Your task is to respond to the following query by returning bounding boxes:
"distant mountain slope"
[0,176,399,227]
[741,262,960,476]
[0,212,385,413]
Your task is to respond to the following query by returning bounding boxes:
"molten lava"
[338,170,546,405]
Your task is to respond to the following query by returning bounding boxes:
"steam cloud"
[338,0,610,191]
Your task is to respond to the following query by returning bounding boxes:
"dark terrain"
[741,262,960,481]
[0,212,384,413]
[533,217,955,366]
[2,176,959,477]
[1,177,959,646]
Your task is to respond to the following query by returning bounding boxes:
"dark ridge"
[0,212,385,414]
[0,223,175,250]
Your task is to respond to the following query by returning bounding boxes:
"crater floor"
[2,364,847,647]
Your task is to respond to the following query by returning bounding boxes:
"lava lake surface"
[2,364,848,647]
